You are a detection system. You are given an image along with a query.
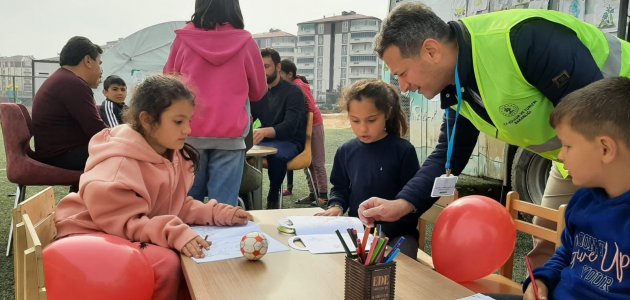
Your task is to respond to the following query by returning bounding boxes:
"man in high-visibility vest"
[358,2,630,269]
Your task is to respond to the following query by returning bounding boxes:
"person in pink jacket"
[164,0,267,206]
[55,75,253,300]
[279,59,329,206]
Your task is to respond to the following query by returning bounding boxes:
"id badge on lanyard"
[430,63,463,197]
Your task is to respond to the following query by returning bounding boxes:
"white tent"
[95,20,186,103]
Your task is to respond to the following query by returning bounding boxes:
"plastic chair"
[416,191,567,295]
[0,103,82,256]
[263,112,316,209]
[12,187,56,300]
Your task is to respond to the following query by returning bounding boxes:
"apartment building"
[296,11,382,103]
[253,29,297,62]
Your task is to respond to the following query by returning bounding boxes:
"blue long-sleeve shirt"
[396,18,604,215]
[523,188,630,299]
[329,134,420,238]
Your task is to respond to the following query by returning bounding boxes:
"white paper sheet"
[190,221,288,263]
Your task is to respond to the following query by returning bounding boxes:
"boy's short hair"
[103,75,126,90]
[550,77,630,147]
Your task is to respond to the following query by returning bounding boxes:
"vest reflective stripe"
[603,33,622,78]
[527,136,561,154]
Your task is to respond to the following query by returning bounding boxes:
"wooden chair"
[12,186,57,300]
[417,191,567,295]
[263,112,315,209]
[0,103,81,255]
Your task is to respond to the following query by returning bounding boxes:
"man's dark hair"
[191,0,244,30]
[374,3,451,58]
[550,77,630,147]
[261,48,281,65]
[59,36,103,66]
[103,75,126,90]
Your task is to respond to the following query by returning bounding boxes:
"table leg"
[252,158,264,210]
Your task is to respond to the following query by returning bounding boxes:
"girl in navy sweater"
[316,80,420,258]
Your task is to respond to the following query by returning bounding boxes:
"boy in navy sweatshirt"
[522,77,630,300]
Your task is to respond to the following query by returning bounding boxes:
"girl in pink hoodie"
[55,75,253,300]
[164,0,267,206]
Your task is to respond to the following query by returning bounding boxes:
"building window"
[317,80,322,89]
[297,57,315,64]
[266,39,271,47]
[318,35,324,45]
[299,24,315,33]
[342,45,347,55]
[342,33,348,44]
[299,36,315,42]
[318,46,324,56]
[340,79,346,88]
[342,21,348,32]
[341,68,346,78]
[318,23,325,34]
[317,57,323,68]
[341,58,347,67]
[317,69,323,77]
[350,55,377,63]
[350,32,377,39]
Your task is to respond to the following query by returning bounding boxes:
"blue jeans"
[259,140,302,207]
[188,149,245,206]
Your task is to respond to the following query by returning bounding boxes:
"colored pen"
[335,229,353,257]
[365,236,380,266]
[385,248,400,263]
[361,227,371,261]
[384,236,405,261]
[525,257,540,300]
[347,228,358,248]
[356,238,364,263]
[375,237,389,264]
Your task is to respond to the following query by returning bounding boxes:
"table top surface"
[246,145,278,157]
[181,208,474,300]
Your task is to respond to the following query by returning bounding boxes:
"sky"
[1,0,389,59]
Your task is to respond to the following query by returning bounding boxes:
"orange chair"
[0,103,82,255]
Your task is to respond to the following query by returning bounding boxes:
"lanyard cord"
[445,63,463,175]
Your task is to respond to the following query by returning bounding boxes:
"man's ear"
[599,136,617,164]
[421,38,442,63]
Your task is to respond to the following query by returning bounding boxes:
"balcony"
[272,41,296,48]
[350,24,379,32]
[350,48,374,55]
[349,36,375,44]
[349,60,377,67]
[297,40,315,46]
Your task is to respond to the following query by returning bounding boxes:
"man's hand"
[358,198,416,227]
[524,280,548,300]
[253,127,275,144]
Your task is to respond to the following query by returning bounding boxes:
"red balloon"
[432,195,516,282]
[44,233,154,300]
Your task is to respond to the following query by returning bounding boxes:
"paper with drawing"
[190,221,288,263]
[281,216,368,254]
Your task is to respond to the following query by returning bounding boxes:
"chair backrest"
[0,103,33,182]
[287,112,313,170]
[13,187,56,300]
[417,191,567,280]
[500,191,567,279]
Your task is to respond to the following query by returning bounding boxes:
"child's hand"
[314,206,343,216]
[231,209,253,225]
[524,280,548,300]
[181,235,211,259]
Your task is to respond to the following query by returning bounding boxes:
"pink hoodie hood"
[164,23,267,143]
[175,23,254,66]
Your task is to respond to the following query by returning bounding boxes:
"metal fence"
[0,75,52,108]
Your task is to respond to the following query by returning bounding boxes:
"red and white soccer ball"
[240,232,268,260]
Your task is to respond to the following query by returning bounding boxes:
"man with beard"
[251,48,306,209]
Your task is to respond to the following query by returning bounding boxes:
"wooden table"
[245,145,277,210]
[181,208,475,300]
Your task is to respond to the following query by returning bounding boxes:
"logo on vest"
[499,104,519,117]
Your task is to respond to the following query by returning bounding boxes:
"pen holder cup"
[344,256,396,300]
